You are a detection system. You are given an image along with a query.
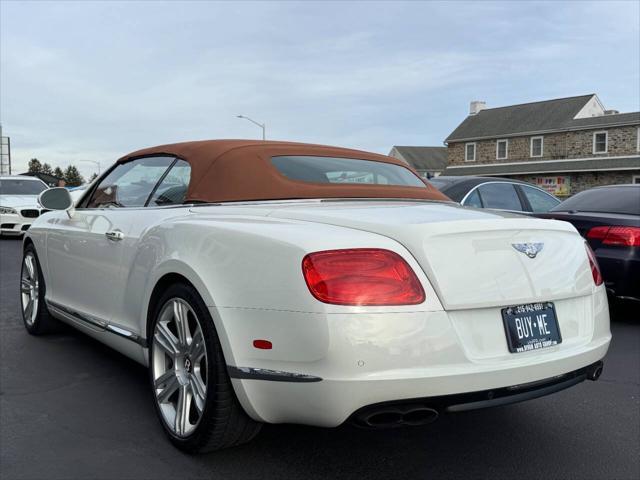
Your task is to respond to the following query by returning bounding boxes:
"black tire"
[20,244,60,335]
[148,282,261,453]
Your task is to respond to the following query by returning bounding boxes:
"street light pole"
[236,115,266,140]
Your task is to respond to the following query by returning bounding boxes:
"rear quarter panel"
[122,207,443,366]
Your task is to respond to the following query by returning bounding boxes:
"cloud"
[1,0,638,177]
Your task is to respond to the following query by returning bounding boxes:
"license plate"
[502,302,562,353]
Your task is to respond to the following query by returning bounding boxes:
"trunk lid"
[268,200,594,310]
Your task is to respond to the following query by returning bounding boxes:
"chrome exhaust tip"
[587,361,604,381]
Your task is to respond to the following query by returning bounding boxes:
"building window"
[496,139,508,159]
[530,136,544,157]
[465,142,476,162]
[593,131,608,154]
[637,127,639,152]
[633,175,640,185]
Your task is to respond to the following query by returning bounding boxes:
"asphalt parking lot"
[1,237,638,480]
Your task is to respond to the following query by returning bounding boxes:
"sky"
[1,0,639,178]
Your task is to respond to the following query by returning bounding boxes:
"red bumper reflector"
[301,248,425,306]
[253,340,272,350]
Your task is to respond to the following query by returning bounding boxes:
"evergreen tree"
[64,165,85,187]
[89,172,98,182]
[28,158,43,173]
[41,163,53,175]
[53,166,64,179]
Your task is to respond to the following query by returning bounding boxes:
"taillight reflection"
[584,243,603,286]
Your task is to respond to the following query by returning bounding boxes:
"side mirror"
[38,188,74,218]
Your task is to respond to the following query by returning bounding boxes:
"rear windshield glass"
[551,186,640,215]
[0,179,48,195]
[271,156,426,188]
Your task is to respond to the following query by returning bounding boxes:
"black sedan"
[536,184,640,303]
[429,176,561,213]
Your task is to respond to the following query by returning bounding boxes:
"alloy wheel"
[152,298,208,437]
[21,253,39,326]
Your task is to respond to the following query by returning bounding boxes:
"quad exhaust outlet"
[356,406,439,428]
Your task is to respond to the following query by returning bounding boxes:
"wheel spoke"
[175,385,191,436]
[189,375,206,414]
[155,322,180,356]
[156,372,180,404]
[154,369,175,389]
[173,301,190,347]
[21,278,32,294]
[24,299,33,320]
[25,256,35,279]
[189,330,205,361]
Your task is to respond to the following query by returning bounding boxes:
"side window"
[477,183,523,211]
[521,186,560,213]
[462,189,483,208]
[148,160,191,206]
[85,156,175,208]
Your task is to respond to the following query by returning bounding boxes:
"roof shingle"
[445,94,640,142]
[390,146,447,171]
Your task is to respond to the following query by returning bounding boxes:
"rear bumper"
[350,361,603,427]
[596,247,640,301]
[219,287,611,427]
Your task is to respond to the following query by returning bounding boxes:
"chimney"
[470,101,486,115]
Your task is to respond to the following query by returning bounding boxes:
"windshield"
[0,179,48,195]
[426,177,453,190]
[551,186,640,216]
[271,156,426,188]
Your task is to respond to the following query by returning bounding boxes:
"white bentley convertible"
[21,140,611,453]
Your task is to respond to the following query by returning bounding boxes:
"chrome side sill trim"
[46,300,148,348]
[227,366,322,383]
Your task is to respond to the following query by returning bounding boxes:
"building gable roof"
[391,146,448,171]
[445,94,640,142]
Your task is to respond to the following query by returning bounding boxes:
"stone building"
[443,94,640,196]
[388,146,447,178]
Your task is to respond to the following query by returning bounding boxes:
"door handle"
[105,230,124,241]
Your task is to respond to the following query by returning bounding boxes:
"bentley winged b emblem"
[512,242,544,259]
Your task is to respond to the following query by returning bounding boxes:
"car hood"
[0,194,40,208]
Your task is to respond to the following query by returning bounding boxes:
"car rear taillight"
[301,248,425,306]
[584,243,603,286]
[587,226,640,247]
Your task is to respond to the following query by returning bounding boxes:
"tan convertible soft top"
[118,139,449,203]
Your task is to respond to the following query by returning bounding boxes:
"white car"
[68,186,87,205]
[21,140,611,453]
[0,176,49,236]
